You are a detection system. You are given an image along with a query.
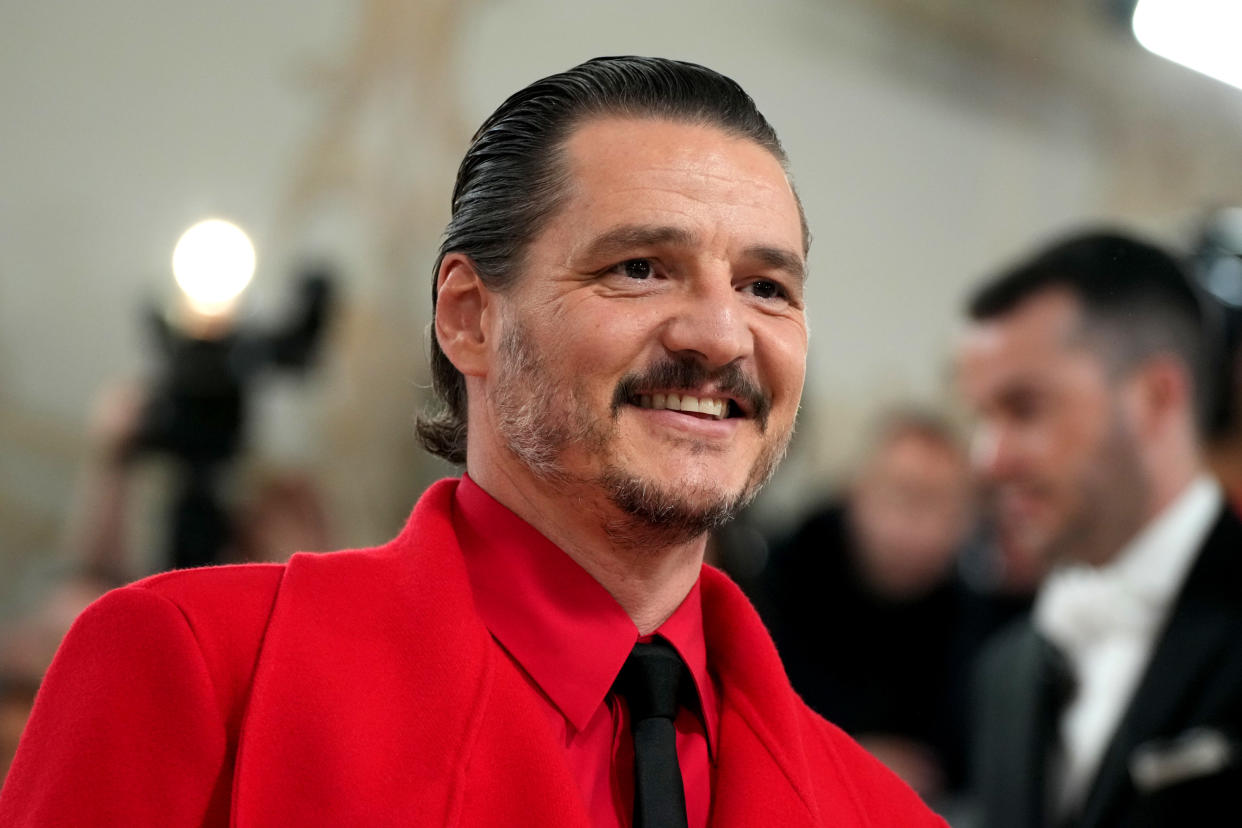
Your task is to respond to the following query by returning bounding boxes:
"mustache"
[611,357,771,429]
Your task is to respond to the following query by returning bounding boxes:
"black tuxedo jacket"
[972,505,1242,828]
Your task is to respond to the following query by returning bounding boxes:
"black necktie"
[612,640,691,828]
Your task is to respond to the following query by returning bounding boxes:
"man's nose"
[659,276,753,368]
[971,425,1018,481]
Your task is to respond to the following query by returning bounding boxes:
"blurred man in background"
[759,411,978,802]
[959,231,1242,828]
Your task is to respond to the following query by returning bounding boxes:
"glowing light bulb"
[1133,0,1242,93]
[171,219,256,316]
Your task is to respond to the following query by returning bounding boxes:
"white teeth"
[636,394,729,420]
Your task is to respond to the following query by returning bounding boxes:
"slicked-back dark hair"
[416,55,805,464]
[967,230,1215,434]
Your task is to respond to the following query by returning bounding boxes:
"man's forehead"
[554,115,805,253]
[957,289,1111,403]
[564,117,791,185]
[966,288,1086,357]
[563,113,783,163]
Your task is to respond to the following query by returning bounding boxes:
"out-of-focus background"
[4,0,1242,815]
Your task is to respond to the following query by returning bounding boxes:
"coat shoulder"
[0,571,266,825]
[122,564,290,728]
[132,562,287,620]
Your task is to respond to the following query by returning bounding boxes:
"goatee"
[491,318,791,548]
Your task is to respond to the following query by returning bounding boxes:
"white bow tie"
[1035,565,1157,657]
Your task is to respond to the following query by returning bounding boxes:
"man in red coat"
[1,57,945,826]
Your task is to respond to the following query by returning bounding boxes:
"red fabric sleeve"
[0,586,231,826]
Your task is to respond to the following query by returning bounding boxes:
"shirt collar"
[1035,473,1223,651]
[1109,473,1222,603]
[452,474,718,752]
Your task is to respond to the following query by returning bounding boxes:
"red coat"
[1,479,945,827]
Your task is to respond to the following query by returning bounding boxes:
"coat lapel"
[451,654,594,827]
[1077,507,1242,828]
[709,705,819,828]
[231,483,939,826]
[234,479,587,826]
[700,567,821,828]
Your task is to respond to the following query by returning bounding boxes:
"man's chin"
[1009,522,1076,568]
[598,468,749,549]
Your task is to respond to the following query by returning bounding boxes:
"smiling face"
[956,289,1150,567]
[849,429,974,598]
[481,116,808,543]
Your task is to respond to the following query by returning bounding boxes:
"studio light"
[171,218,256,316]
[132,220,336,569]
[1132,0,1242,93]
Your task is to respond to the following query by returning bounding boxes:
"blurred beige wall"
[3,0,1242,600]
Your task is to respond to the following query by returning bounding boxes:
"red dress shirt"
[453,475,719,828]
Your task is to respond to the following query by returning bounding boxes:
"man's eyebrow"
[581,225,806,280]
[580,224,698,261]
[743,245,806,283]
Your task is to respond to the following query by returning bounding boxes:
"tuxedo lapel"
[1077,507,1242,828]
[976,625,1064,828]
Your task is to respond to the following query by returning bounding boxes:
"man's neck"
[466,461,707,635]
[1074,462,1204,569]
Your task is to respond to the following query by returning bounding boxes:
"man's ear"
[435,253,494,378]
[1129,355,1193,440]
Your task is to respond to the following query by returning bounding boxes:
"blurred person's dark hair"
[861,407,965,463]
[967,230,1215,435]
[417,55,808,464]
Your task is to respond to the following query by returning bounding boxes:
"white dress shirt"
[1032,474,1223,816]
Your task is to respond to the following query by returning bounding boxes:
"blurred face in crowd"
[957,289,1149,567]
[481,117,808,542]
[849,429,974,598]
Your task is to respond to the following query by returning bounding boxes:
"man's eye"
[621,259,653,280]
[1004,393,1042,423]
[748,279,786,300]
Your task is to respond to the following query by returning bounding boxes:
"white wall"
[1,0,352,415]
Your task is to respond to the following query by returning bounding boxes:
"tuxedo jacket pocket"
[1129,727,1236,793]
[1127,728,1239,828]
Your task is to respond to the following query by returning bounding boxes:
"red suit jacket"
[1,479,945,826]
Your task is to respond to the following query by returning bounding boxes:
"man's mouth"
[612,357,768,428]
[632,393,742,421]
